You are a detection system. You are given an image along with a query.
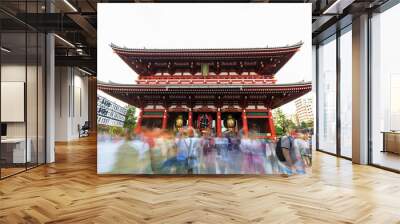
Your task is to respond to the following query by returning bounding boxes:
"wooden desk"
[382,131,400,154]
[1,138,31,164]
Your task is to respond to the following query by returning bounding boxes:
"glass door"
[317,35,337,154]
[0,1,47,179]
[370,4,400,171]
[339,26,352,158]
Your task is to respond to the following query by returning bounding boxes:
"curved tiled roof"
[109,41,303,54]
[97,81,311,109]
[109,42,303,77]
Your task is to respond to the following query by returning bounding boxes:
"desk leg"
[382,133,386,153]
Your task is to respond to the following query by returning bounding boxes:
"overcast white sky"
[97,3,312,113]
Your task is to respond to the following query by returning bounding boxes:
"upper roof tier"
[110,42,302,77]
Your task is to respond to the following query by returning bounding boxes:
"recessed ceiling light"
[323,0,355,15]
[54,34,75,48]
[63,0,78,12]
[78,67,92,76]
[1,47,11,53]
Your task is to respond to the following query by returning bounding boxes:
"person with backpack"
[275,128,302,174]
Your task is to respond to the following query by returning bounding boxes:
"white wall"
[1,64,38,138]
[1,65,26,136]
[1,63,46,164]
[55,66,69,141]
[54,66,89,141]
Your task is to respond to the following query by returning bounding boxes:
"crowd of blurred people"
[119,127,312,175]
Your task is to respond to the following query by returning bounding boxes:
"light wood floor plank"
[1,135,400,223]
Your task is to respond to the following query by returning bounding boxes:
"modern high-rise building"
[294,97,313,124]
[288,113,300,126]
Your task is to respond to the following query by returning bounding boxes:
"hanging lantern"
[226,114,236,129]
[175,115,184,129]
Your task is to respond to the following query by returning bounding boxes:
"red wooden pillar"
[242,109,248,136]
[268,109,276,139]
[136,109,143,133]
[216,109,222,137]
[188,110,193,128]
[162,109,168,129]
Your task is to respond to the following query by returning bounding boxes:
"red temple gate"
[98,42,312,139]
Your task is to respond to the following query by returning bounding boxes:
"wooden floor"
[372,151,400,171]
[1,136,400,224]
[0,167,26,178]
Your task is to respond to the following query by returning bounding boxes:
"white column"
[352,14,369,164]
[46,32,55,163]
[45,0,56,163]
[312,45,317,150]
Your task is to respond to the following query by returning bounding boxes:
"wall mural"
[97,4,313,175]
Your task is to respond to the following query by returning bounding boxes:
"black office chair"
[79,121,90,138]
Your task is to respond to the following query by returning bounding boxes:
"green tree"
[275,125,284,137]
[274,108,291,136]
[109,126,117,136]
[300,121,308,129]
[288,119,296,130]
[123,106,137,139]
[306,120,314,128]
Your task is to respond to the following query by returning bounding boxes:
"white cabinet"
[1,138,32,163]
[1,82,25,122]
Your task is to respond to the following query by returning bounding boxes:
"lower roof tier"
[98,82,311,109]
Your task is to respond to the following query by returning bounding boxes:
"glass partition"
[1,31,28,177]
[371,4,400,171]
[339,27,352,158]
[0,1,46,179]
[317,35,337,154]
